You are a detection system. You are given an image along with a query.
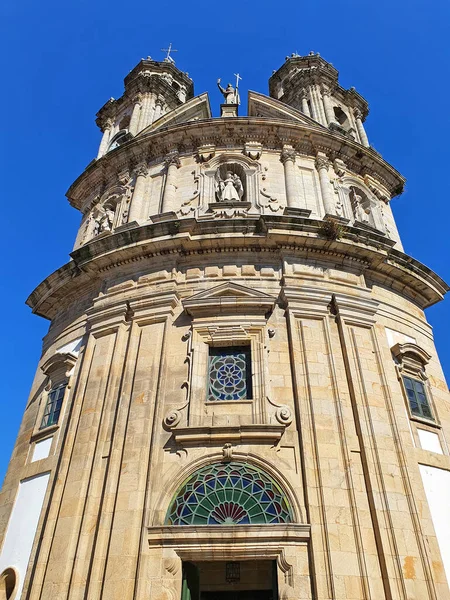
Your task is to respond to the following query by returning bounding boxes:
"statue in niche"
[350,187,371,223]
[215,170,244,202]
[94,206,115,235]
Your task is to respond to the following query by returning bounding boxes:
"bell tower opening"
[181,560,278,600]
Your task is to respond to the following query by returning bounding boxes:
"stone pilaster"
[281,145,298,208]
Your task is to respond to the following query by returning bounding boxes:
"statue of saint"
[351,190,371,223]
[94,207,115,235]
[217,79,239,104]
[215,170,244,202]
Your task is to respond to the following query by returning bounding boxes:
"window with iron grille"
[40,384,67,429]
[403,376,433,420]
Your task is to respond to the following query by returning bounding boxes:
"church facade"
[1,51,450,600]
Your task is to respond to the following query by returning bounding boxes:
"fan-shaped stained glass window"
[166,462,293,525]
[208,346,252,401]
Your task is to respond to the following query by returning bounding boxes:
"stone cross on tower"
[161,42,177,64]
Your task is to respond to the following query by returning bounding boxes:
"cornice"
[67,117,404,210]
[26,216,448,320]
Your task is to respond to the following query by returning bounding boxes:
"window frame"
[207,345,253,402]
[40,382,68,430]
[402,375,434,421]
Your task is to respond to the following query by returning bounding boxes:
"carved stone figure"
[217,79,239,104]
[352,191,370,223]
[215,170,244,202]
[94,207,115,235]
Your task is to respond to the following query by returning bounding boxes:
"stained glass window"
[40,384,67,429]
[403,376,433,420]
[208,346,252,402]
[166,461,293,525]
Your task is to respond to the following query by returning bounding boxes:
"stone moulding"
[147,523,311,550]
[67,116,405,209]
[26,215,449,320]
[171,424,287,446]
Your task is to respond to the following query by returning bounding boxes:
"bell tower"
[269,51,370,146]
[96,55,194,158]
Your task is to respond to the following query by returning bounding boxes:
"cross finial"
[161,42,178,64]
[234,73,242,89]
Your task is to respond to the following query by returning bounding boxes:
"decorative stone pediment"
[139,93,211,135]
[183,282,276,317]
[41,352,78,385]
[391,342,431,377]
[247,91,325,128]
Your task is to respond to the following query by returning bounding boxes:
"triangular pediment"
[139,93,211,135]
[183,281,276,317]
[247,91,325,128]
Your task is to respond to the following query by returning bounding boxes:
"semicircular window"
[166,462,293,525]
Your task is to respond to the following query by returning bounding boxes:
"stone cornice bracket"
[133,161,149,178]
[244,141,263,160]
[280,145,296,164]
[333,158,346,177]
[197,143,215,162]
[164,150,181,169]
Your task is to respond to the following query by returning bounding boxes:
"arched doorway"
[165,462,294,599]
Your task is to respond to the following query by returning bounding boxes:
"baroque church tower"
[1,51,450,600]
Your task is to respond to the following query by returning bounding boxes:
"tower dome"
[1,52,449,600]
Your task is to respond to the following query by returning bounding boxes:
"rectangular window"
[403,376,433,420]
[208,346,252,402]
[40,384,67,429]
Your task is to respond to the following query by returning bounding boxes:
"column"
[280,145,298,208]
[97,119,113,159]
[307,86,317,121]
[321,85,337,126]
[161,152,181,214]
[315,154,335,216]
[312,85,326,125]
[138,93,152,131]
[128,162,149,223]
[354,109,370,147]
[300,89,310,117]
[128,96,142,136]
[153,97,164,123]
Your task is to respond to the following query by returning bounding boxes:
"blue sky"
[0,0,449,484]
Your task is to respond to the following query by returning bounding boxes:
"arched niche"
[335,177,385,233]
[199,153,261,211]
[82,184,131,243]
[0,568,18,600]
[165,461,294,526]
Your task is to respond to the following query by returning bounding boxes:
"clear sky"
[0,0,449,484]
